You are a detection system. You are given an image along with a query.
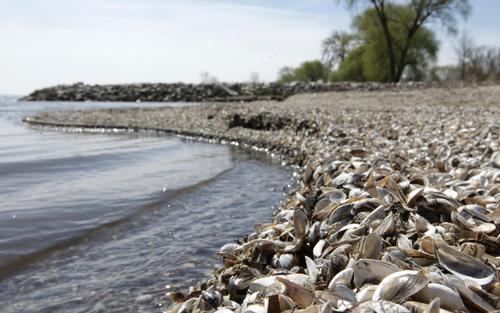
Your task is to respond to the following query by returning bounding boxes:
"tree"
[278,61,330,82]
[277,67,297,82]
[294,60,330,81]
[455,31,474,80]
[430,65,460,81]
[249,72,262,84]
[331,5,439,82]
[199,71,219,84]
[337,0,471,82]
[331,46,366,81]
[467,45,500,81]
[453,32,500,81]
[322,31,357,69]
[355,5,439,81]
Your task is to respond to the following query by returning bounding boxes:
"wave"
[0,142,178,176]
[0,165,234,282]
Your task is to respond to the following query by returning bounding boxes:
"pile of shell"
[23,83,499,312]
[165,121,499,313]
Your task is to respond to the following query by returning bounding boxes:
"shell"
[352,259,400,289]
[447,276,496,313]
[313,239,326,258]
[328,267,353,288]
[273,253,295,269]
[413,283,467,311]
[356,232,383,260]
[372,270,430,303]
[352,300,411,313]
[434,241,495,285]
[305,256,319,283]
[276,276,315,308]
[356,285,378,303]
[159,93,500,313]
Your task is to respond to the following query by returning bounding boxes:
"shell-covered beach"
[25,85,500,312]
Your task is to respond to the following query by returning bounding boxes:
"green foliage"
[279,0,471,83]
[339,0,471,34]
[278,60,330,82]
[359,5,438,81]
[331,5,439,82]
[322,31,357,69]
[336,0,470,81]
[331,47,366,82]
[277,67,296,83]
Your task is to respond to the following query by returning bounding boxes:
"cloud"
[2,0,497,95]
[0,0,344,95]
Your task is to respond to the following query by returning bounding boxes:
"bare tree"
[199,71,219,84]
[322,31,356,69]
[468,45,500,81]
[455,31,474,80]
[249,72,261,85]
[495,48,500,81]
[453,31,500,82]
[337,0,471,82]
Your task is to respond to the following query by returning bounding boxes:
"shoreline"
[24,86,500,312]
[20,81,479,103]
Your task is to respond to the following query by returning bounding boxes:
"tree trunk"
[395,50,408,82]
[395,23,421,82]
[379,16,398,82]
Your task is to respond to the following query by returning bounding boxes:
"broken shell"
[278,294,296,312]
[277,276,315,308]
[459,242,486,259]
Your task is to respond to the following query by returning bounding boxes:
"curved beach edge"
[23,86,500,313]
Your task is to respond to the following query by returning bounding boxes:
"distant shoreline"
[18,81,470,103]
[23,84,500,166]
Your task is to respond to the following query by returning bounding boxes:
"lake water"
[0,97,291,312]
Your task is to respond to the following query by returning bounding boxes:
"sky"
[0,0,499,95]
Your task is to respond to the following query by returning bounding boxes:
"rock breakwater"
[24,86,500,313]
[22,81,439,103]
